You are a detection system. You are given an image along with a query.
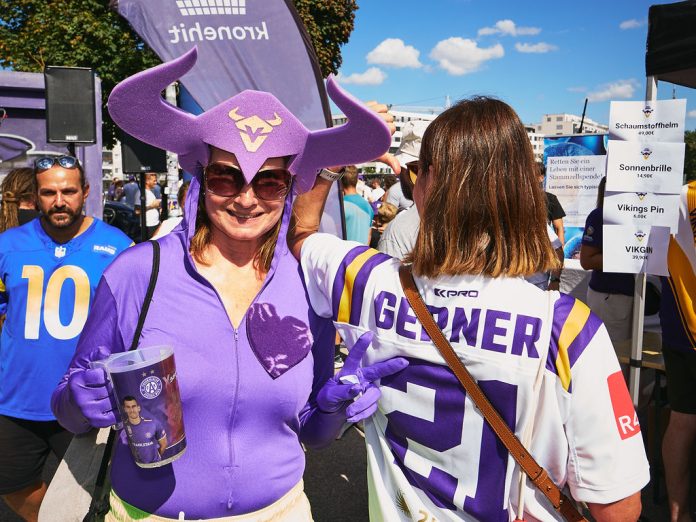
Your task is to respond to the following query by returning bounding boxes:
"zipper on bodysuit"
[227,328,240,510]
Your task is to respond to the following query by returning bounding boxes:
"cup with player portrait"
[94,345,186,468]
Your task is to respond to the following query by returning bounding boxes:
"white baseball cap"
[394,120,430,164]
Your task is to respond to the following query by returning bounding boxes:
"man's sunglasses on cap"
[404,161,419,185]
[34,155,80,172]
[204,163,292,201]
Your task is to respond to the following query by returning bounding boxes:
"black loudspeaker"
[44,66,96,143]
[119,131,168,173]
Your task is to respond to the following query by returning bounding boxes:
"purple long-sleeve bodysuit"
[51,196,338,519]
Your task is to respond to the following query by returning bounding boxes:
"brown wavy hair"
[0,168,36,233]
[189,182,282,272]
[407,97,560,278]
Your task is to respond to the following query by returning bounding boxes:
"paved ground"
[0,425,679,521]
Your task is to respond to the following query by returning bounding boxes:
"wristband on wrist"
[318,167,345,182]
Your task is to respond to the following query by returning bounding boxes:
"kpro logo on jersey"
[433,288,479,298]
[608,371,640,440]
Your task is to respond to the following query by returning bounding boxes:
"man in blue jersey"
[122,396,167,464]
[0,155,131,521]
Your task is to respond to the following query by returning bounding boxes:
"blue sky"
[334,0,696,130]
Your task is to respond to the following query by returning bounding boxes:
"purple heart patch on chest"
[246,302,313,378]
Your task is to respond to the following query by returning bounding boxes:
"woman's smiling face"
[204,148,287,247]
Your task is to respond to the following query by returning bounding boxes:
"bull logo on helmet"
[228,108,283,153]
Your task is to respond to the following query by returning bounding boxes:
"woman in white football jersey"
[289,97,648,521]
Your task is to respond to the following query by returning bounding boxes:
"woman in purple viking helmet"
[51,47,408,520]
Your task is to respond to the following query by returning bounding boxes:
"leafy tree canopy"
[0,0,161,146]
[294,0,358,77]
[0,0,357,147]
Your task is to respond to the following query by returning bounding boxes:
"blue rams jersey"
[0,218,131,420]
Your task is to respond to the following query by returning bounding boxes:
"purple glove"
[317,332,408,423]
[66,346,119,428]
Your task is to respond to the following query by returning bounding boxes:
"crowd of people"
[0,48,693,522]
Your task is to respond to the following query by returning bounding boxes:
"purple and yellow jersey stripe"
[547,294,602,392]
[331,246,391,325]
[663,182,696,351]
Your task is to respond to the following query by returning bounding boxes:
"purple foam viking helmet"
[107,47,392,194]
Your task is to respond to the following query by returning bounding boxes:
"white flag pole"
[628,76,657,407]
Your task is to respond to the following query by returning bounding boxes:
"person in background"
[356,174,371,200]
[384,173,412,212]
[122,174,139,208]
[290,96,647,522]
[369,201,397,250]
[377,120,429,259]
[526,223,564,290]
[367,177,385,204]
[580,177,634,345]
[539,163,566,245]
[0,167,38,233]
[152,180,190,239]
[150,175,162,200]
[0,156,131,522]
[341,165,374,245]
[0,168,38,329]
[135,172,162,239]
[660,180,696,522]
[107,179,125,202]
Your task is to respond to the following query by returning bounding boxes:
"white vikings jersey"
[302,234,649,522]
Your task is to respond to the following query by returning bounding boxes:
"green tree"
[0,0,161,146]
[294,0,358,77]
[0,0,358,147]
[685,130,696,182]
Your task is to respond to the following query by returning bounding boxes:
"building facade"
[332,109,438,174]
[535,113,608,136]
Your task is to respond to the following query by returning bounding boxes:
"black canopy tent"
[646,0,696,88]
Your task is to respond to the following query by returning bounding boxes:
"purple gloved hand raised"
[316,332,408,423]
[66,346,119,428]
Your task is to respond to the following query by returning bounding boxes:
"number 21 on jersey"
[381,359,517,522]
[22,265,90,340]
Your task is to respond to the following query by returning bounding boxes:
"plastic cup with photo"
[98,345,186,468]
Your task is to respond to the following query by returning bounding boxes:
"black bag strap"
[83,240,160,522]
[129,240,160,352]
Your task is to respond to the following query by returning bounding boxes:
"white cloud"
[335,67,387,86]
[687,109,696,119]
[587,79,639,102]
[619,19,645,30]
[430,38,504,75]
[478,19,541,37]
[366,38,422,68]
[515,42,558,53]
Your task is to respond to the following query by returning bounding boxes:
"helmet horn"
[289,76,392,193]
[108,47,200,156]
